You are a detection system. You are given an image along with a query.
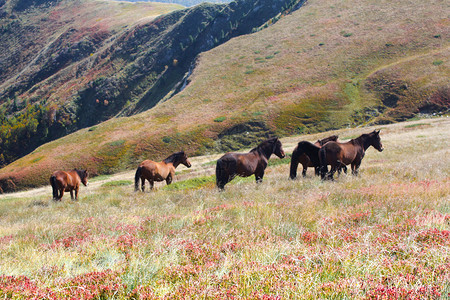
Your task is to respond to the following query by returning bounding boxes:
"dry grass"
[0,117,449,298]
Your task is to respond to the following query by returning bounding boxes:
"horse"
[319,130,383,180]
[50,169,89,201]
[134,151,191,191]
[289,135,338,179]
[216,137,285,190]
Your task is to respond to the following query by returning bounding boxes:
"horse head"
[273,138,286,158]
[371,130,384,152]
[74,169,89,186]
[81,170,89,186]
[180,151,192,168]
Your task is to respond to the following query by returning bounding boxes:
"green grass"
[404,123,431,128]
[101,180,133,187]
[213,116,226,122]
[162,175,215,191]
[267,155,291,167]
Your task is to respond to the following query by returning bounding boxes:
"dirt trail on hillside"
[0,153,223,200]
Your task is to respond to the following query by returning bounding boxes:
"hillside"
[0,0,304,167]
[0,117,448,298]
[0,0,185,164]
[0,0,449,192]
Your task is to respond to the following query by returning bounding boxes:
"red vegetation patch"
[364,284,442,300]
[0,275,55,299]
[58,270,126,299]
[415,228,450,246]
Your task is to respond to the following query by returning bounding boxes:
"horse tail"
[319,147,328,180]
[217,157,236,190]
[134,166,142,191]
[289,146,300,180]
[50,175,58,199]
[216,158,226,190]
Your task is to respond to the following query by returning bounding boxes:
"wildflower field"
[0,117,449,299]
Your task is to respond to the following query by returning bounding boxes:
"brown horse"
[135,151,191,191]
[50,169,89,201]
[289,135,338,179]
[216,137,285,190]
[319,130,383,180]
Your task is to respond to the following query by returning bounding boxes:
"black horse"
[289,135,339,179]
[216,137,285,190]
[289,141,322,179]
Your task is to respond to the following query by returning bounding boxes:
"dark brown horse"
[216,137,285,190]
[289,135,338,179]
[135,151,191,191]
[319,130,383,180]
[50,169,89,201]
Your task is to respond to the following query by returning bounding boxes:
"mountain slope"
[0,0,304,166]
[0,0,449,192]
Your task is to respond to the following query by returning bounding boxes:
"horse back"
[236,152,263,176]
[139,159,172,181]
[323,141,359,165]
[219,152,261,177]
[52,170,79,188]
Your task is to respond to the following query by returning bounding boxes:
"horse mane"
[74,168,87,179]
[250,137,278,153]
[317,135,338,146]
[353,131,378,150]
[163,151,185,164]
[292,141,320,161]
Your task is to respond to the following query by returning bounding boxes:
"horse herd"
[50,130,383,200]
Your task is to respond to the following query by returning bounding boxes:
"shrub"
[213,116,226,122]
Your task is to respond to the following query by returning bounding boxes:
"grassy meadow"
[0,117,449,299]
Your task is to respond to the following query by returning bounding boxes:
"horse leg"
[352,163,360,176]
[75,187,79,200]
[289,153,299,180]
[337,162,347,176]
[70,190,74,200]
[329,167,336,180]
[166,174,173,185]
[302,164,307,177]
[327,163,339,180]
[141,178,145,192]
[314,166,320,176]
[59,188,64,200]
[318,148,328,180]
[149,179,154,190]
[255,169,264,184]
[336,160,344,177]
[216,158,234,190]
